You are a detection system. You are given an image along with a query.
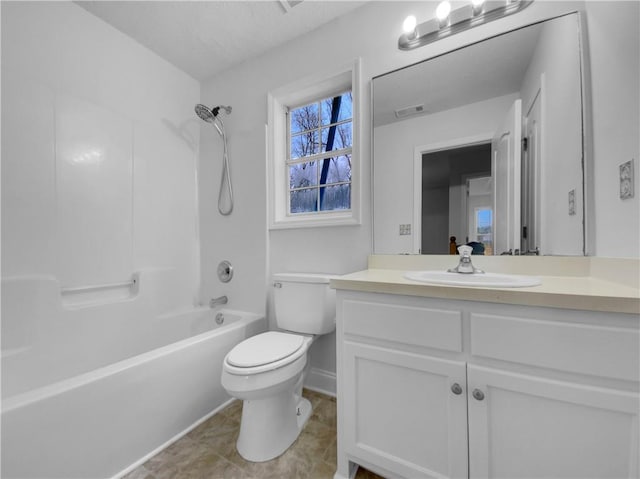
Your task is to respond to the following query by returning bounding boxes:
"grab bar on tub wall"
[61,277,137,294]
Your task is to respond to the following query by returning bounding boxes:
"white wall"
[585,1,640,258]
[1,2,201,306]
[199,0,639,391]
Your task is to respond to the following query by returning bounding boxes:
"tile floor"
[123,389,384,479]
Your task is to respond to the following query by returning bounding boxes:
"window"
[287,92,352,214]
[268,60,360,229]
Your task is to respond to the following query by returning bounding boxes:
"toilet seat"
[224,332,311,376]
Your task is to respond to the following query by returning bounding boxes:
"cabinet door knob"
[451,383,463,395]
[472,389,485,401]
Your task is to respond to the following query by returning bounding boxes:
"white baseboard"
[304,367,336,397]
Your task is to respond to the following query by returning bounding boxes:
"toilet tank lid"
[272,272,339,284]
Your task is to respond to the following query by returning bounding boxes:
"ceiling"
[76,1,368,81]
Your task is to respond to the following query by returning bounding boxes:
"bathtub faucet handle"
[209,295,228,308]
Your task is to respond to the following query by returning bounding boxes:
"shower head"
[195,104,232,123]
[195,104,215,123]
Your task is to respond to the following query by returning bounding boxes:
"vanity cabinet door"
[467,365,640,479]
[343,342,468,479]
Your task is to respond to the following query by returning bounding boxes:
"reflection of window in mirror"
[466,175,493,255]
[474,208,493,255]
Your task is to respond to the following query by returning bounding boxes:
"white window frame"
[267,59,361,229]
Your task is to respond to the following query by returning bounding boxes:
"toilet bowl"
[221,331,314,462]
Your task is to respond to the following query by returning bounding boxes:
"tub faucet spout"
[209,295,228,308]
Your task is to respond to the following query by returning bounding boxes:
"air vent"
[394,104,426,119]
[279,0,304,12]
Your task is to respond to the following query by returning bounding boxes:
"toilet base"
[236,392,312,462]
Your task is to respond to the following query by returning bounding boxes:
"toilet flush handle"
[273,282,282,288]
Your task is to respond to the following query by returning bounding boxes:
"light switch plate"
[620,159,635,199]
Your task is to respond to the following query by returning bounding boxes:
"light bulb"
[402,15,417,35]
[471,0,485,15]
[436,0,452,24]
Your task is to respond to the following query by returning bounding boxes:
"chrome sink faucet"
[448,245,484,274]
[209,295,228,308]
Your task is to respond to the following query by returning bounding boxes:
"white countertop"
[330,256,640,314]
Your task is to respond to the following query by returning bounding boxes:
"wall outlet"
[399,224,412,235]
[620,159,635,199]
[568,189,576,215]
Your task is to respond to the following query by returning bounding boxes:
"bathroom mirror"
[373,12,586,256]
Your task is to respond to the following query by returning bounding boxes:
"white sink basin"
[404,270,542,288]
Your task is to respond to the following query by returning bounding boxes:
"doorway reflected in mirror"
[421,143,491,254]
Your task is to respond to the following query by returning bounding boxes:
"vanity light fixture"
[399,0,533,50]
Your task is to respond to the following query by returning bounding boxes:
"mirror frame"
[372,11,593,257]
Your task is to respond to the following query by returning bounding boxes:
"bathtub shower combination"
[1,270,265,479]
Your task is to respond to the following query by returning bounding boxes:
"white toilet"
[220,272,336,462]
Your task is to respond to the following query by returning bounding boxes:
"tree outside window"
[287,92,352,214]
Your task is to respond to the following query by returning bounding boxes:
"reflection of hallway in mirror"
[421,143,491,254]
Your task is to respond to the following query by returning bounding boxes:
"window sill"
[269,211,360,230]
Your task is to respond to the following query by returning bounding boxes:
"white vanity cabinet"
[335,290,640,479]
[466,365,638,479]
[343,343,468,478]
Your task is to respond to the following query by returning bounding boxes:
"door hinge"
[522,137,528,151]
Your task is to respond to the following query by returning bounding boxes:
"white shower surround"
[1,5,254,477]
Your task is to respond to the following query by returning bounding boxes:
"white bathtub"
[1,276,265,479]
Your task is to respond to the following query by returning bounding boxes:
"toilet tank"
[272,273,336,334]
